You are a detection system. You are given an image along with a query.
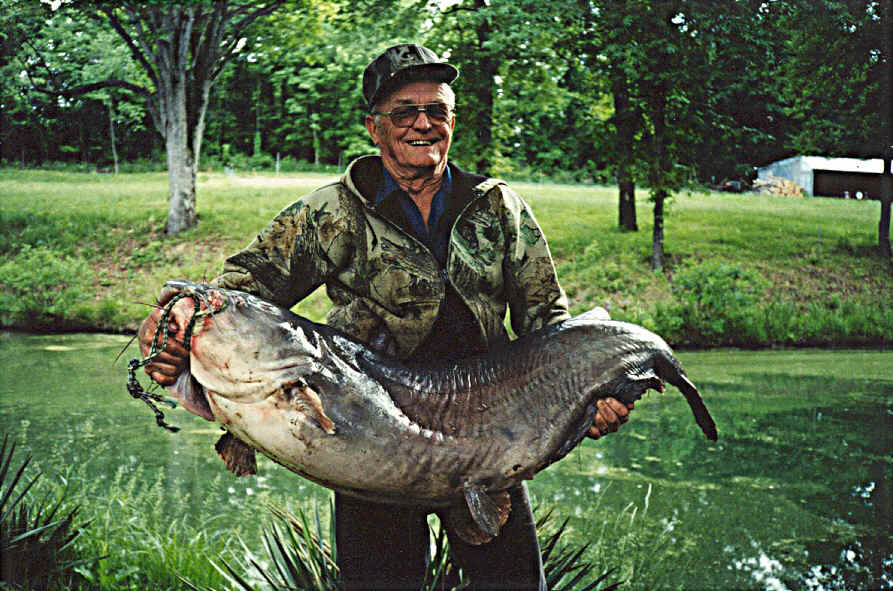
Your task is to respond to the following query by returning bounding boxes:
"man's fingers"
[587,405,611,439]
[154,335,188,358]
[147,349,186,370]
[145,360,179,378]
[604,397,631,423]
[158,284,183,306]
[587,398,636,439]
[146,368,178,387]
[596,399,620,432]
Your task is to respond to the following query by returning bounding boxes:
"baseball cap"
[363,44,459,110]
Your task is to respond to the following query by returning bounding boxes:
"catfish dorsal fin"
[463,484,509,538]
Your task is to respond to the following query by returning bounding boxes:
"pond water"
[0,331,890,590]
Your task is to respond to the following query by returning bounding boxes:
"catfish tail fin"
[658,356,718,441]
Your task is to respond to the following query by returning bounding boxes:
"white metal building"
[757,156,883,198]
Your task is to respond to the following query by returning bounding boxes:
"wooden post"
[881,146,892,257]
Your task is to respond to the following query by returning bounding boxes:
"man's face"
[365,81,456,180]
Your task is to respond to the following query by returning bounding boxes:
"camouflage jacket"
[213,156,569,359]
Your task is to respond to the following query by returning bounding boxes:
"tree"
[588,1,649,232]
[428,0,499,174]
[98,2,290,234]
[2,1,152,167]
[19,1,291,235]
[582,1,700,270]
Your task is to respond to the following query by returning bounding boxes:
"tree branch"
[220,1,284,57]
[25,71,151,100]
[97,5,159,88]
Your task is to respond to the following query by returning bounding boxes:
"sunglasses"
[372,103,454,128]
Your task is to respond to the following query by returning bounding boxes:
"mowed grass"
[1,168,891,345]
[518,180,887,310]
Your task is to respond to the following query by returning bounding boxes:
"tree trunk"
[164,74,198,235]
[612,71,638,231]
[651,189,666,271]
[90,2,285,235]
[108,97,119,175]
[618,176,638,231]
[165,119,198,235]
[472,0,495,174]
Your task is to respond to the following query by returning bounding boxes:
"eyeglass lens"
[389,104,451,127]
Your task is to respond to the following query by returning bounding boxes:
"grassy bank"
[1,168,891,347]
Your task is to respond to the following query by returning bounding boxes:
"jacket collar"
[343,155,496,212]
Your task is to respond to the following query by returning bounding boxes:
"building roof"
[771,156,883,174]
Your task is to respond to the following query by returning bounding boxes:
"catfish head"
[159,280,328,409]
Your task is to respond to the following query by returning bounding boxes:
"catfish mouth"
[162,281,228,315]
[149,281,231,422]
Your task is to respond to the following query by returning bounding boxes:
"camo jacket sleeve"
[498,185,570,336]
[211,184,350,308]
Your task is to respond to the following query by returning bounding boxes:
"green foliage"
[0,245,92,329]
[575,484,686,588]
[1,0,154,167]
[0,435,96,590]
[660,261,768,347]
[778,0,888,157]
[1,169,891,345]
[183,501,621,591]
[4,0,886,189]
[638,258,893,349]
[12,428,240,591]
[537,509,622,591]
[184,503,342,591]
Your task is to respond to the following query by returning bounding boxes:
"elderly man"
[140,44,633,590]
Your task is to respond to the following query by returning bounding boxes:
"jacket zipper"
[358,188,492,344]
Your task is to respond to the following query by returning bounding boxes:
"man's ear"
[365,114,380,146]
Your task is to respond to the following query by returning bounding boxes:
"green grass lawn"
[1,168,891,346]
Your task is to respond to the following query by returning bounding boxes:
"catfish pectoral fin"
[443,489,511,546]
[288,382,336,435]
[215,432,257,476]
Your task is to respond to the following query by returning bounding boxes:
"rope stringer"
[126,291,213,433]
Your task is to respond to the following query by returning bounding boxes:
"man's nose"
[411,111,432,129]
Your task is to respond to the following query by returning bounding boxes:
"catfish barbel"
[140,280,717,543]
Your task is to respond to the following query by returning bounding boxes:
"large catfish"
[151,280,717,543]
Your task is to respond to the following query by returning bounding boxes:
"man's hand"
[587,398,634,439]
[137,292,189,387]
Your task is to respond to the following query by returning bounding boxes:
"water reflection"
[1,334,890,589]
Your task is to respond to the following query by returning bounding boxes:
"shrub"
[658,260,767,347]
[0,435,96,590]
[0,245,92,329]
[183,502,621,591]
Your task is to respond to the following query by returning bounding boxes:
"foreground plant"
[183,502,620,591]
[0,434,97,590]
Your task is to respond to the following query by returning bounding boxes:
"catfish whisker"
[114,334,139,364]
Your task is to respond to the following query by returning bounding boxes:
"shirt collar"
[375,163,452,206]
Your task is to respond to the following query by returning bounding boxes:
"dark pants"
[335,484,546,591]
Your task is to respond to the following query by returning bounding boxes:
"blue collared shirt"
[375,164,453,265]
